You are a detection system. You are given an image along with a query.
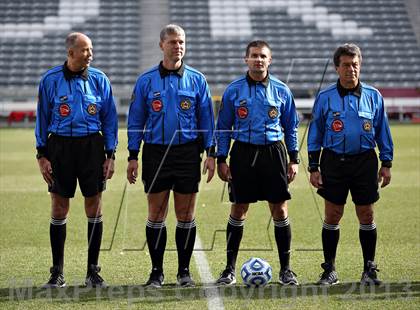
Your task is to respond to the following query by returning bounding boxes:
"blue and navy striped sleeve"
[35,78,52,152]
[216,87,235,157]
[127,76,148,153]
[99,75,118,152]
[307,93,325,153]
[373,94,393,162]
[279,87,299,155]
[197,75,215,150]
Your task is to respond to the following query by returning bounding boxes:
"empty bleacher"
[0,0,419,104]
[0,0,141,92]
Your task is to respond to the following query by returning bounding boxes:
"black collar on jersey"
[337,79,361,98]
[63,61,89,81]
[159,61,185,78]
[246,72,269,88]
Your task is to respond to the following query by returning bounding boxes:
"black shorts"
[141,141,202,194]
[47,133,106,198]
[228,140,291,204]
[318,149,379,205]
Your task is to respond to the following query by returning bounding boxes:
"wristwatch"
[290,158,300,164]
[36,153,45,160]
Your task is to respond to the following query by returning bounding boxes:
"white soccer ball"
[240,257,272,287]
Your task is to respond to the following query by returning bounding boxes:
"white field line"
[193,235,225,310]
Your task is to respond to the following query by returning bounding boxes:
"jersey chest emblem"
[331,119,344,132]
[59,104,71,117]
[87,104,97,115]
[363,120,372,132]
[237,106,248,119]
[180,99,191,110]
[268,107,278,119]
[152,99,163,112]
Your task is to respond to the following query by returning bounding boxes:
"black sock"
[87,215,103,267]
[175,219,196,273]
[359,222,377,271]
[146,220,167,272]
[322,222,340,268]
[273,217,291,271]
[50,217,67,272]
[226,215,244,271]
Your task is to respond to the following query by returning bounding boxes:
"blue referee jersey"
[127,62,215,154]
[35,62,118,154]
[216,73,299,158]
[307,81,393,163]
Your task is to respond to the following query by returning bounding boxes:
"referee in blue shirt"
[215,40,300,286]
[127,24,215,288]
[307,43,393,286]
[35,32,118,288]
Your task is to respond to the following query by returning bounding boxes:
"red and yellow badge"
[268,107,278,119]
[152,99,163,112]
[87,104,97,115]
[331,119,344,132]
[363,120,372,132]
[180,99,191,110]
[59,104,70,117]
[237,106,248,119]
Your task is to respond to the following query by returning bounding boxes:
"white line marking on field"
[194,235,224,310]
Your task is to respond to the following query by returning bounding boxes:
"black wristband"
[206,146,216,158]
[308,165,319,173]
[308,150,321,167]
[106,150,115,160]
[217,156,227,164]
[381,161,392,168]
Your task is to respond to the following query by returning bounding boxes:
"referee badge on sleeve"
[180,99,191,110]
[152,99,163,112]
[59,104,71,117]
[331,119,344,132]
[268,107,279,119]
[363,120,372,132]
[87,104,97,115]
[237,106,248,119]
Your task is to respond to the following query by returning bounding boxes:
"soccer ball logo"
[240,257,272,287]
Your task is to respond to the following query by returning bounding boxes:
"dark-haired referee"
[127,24,215,288]
[35,32,118,288]
[307,43,393,285]
[215,40,300,286]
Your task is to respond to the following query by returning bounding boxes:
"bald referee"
[35,32,118,288]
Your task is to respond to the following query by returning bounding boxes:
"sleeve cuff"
[205,146,216,157]
[308,150,321,167]
[381,161,392,168]
[288,151,298,162]
[128,150,139,161]
[106,150,116,159]
[217,156,227,164]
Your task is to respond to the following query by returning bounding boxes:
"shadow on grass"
[0,281,419,304]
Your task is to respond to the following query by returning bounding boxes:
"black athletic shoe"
[177,268,195,287]
[216,268,236,286]
[42,266,66,288]
[317,263,339,285]
[85,264,107,288]
[145,268,164,288]
[279,269,299,285]
[361,261,382,285]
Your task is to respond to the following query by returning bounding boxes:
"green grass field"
[0,124,419,309]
